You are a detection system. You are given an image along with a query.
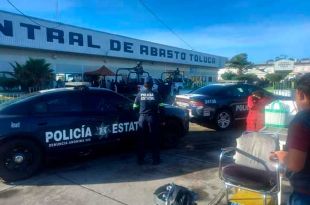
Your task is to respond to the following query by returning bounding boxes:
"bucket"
[229,189,276,205]
[264,100,290,128]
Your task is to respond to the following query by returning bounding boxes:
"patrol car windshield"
[190,85,225,96]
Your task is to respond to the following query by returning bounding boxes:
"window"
[246,85,260,95]
[32,92,82,114]
[108,94,132,112]
[225,87,247,97]
[84,94,114,113]
[191,85,224,96]
[83,92,131,113]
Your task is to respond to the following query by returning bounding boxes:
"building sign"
[274,59,294,71]
[0,11,227,67]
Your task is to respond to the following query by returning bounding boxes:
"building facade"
[218,58,310,80]
[0,11,227,85]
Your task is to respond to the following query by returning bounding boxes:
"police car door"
[82,91,138,144]
[107,93,139,140]
[82,90,119,144]
[31,92,86,150]
[229,86,249,119]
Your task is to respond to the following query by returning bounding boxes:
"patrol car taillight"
[190,101,204,108]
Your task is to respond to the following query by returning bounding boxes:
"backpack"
[153,183,197,205]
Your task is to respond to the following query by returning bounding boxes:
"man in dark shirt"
[271,73,310,204]
[133,76,163,165]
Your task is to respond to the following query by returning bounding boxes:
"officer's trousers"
[137,114,160,163]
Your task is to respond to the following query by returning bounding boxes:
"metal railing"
[272,81,296,98]
[0,86,54,104]
[0,92,25,104]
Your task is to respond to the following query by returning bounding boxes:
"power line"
[6,0,63,29]
[138,0,195,51]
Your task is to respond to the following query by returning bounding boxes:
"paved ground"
[0,123,290,205]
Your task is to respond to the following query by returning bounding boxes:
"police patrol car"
[174,83,289,130]
[0,86,189,181]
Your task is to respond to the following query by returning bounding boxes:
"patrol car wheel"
[214,110,232,130]
[0,139,42,182]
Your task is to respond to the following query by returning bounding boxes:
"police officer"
[133,76,163,165]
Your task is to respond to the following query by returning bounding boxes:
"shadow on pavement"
[6,126,243,188]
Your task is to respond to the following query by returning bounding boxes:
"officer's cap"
[144,76,153,84]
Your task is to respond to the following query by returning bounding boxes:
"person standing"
[246,90,273,131]
[133,76,163,165]
[110,79,116,91]
[270,73,310,205]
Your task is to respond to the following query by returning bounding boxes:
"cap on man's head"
[144,76,153,84]
[144,76,153,89]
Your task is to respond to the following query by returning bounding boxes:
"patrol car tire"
[0,139,42,182]
[214,109,233,130]
[162,119,182,149]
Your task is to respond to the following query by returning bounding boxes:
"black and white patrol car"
[174,83,290,130]
[0,87,189,181]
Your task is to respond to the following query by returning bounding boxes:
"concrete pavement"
[0,123,290,205]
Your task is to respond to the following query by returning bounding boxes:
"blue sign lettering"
[124,42,133,53]
[181,52,186,60]
[140,45,148,55]
[167,50,173,58]
[20,23,40,40]
[87,35,100,48]
[69,32,83,46]
[159,49,165,57]
[0,16,220,65]
[174,51,179,59]
[0,20,13,37]
[46,28,64,44]
[110,39,121,51]
[151,47,157,56]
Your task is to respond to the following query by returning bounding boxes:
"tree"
[226,53,253,75]
[11,58,54,91]
[221,71,238,80]
[265,73,285,83]
[0,77,19,90]
[233,73,259,84]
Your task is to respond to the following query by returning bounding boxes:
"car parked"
[0,87,189,181]
[174,83,291,130]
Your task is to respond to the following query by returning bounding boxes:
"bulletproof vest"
[138,89,159,115]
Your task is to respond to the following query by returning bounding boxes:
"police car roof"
[206,83,249,87]
[202,83,234,87]
[38,87,113,94]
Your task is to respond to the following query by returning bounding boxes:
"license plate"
[203,108,211,116]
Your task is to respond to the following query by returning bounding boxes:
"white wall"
[0,47,218,81]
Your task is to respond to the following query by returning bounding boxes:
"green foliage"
[265,73,285,83]
[11,58,54,91]
[0,77,19,90]
[226,53,253,74]
[221,72,260,84]
[221,71,238,80]
[233,73,259,83]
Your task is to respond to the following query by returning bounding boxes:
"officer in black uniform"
[133,76,163,165]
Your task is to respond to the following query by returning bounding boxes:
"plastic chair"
[219,131,281,205]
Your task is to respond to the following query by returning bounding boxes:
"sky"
[1,0,310,63]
